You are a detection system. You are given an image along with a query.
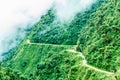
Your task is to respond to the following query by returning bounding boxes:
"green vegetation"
[77,0,120,72]
[8,43,74,75]
[0,62,27,80]
[1,0,120,80]
[2,45,116,80]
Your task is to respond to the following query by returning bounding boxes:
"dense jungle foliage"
[1,0,120,80]
[77,0,120,72]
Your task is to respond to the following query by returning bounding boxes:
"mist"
[54,0,97,22]
[0,0,97,60]
[0,0,53,60]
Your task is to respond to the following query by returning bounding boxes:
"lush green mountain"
[77,0,120,73]
[1,0,120,80]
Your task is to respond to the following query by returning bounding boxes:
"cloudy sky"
[0,0,96,59]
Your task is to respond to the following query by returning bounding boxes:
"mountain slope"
[4,41,116,80]
[77,0,120,76]
[2,0,120,80]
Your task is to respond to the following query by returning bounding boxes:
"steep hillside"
[2,0,120,80]
[29,4,100,45]
[77,0,120,75]
[3,42,116,80]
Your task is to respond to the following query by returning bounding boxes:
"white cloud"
[54,0,97,22]
[0,0,53,36]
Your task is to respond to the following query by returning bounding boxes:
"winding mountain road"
[67,49,114,75]
[26,40,76,47]
[26,39,114,75]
